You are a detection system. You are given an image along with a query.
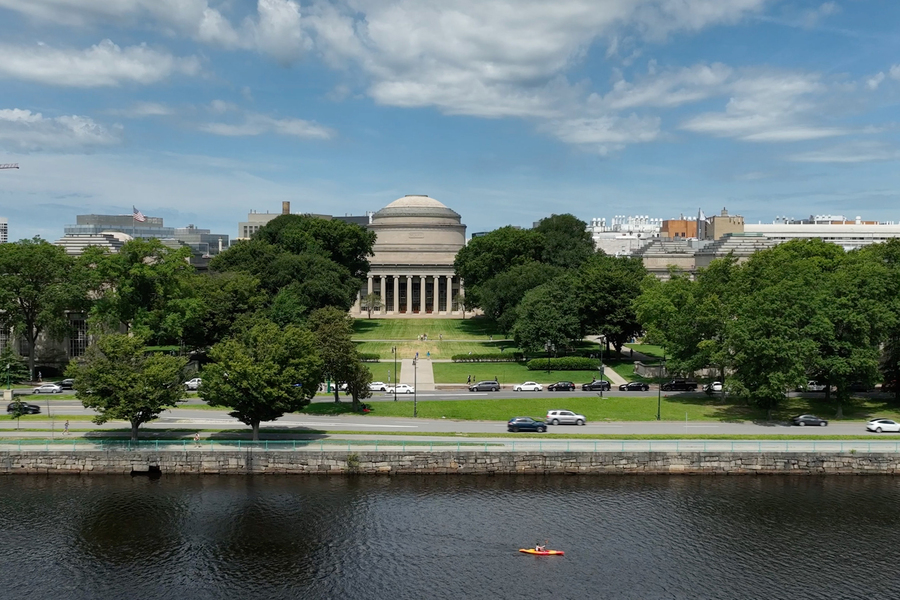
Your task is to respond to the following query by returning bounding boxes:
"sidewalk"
[399,358,435,391]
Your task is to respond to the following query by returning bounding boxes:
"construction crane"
[0,163,19,170]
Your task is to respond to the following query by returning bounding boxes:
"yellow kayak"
[519,548,564,556]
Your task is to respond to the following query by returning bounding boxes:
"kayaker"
[535,541,546,552]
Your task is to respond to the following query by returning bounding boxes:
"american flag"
[133,206,147,222]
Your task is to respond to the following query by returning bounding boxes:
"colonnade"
[359,274,461,315]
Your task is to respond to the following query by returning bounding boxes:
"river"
[1,475,898,599]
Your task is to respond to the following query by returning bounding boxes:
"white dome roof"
[383,195,448,209]
[372,195,460,222]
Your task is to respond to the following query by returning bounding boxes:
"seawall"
[3,450,900,475]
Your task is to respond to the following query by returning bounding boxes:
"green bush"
[526,357,600,371]
[358,353,380,362]
[452,353,524,363]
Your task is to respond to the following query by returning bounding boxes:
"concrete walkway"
[399,358,435,391]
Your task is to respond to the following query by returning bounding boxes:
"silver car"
[545,410,586,426]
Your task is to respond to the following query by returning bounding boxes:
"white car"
[387,384,415,394]
[798,380,827,392]
[32,383,63,394]
[369,381,388,392]
[513,381,543,392]
[545,410,586,426]
[867,418,900,433]
[185,377,202,391]
[705,381,723,393]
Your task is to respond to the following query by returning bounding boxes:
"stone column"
[367,275,374,297]
[406,276,413,313]
[445,275,453,312]
[379,276,386,313]
[419,276,426,313]
[392,276,399,313]
[432,276,439,314]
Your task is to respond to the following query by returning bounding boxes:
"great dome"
[372,195,461,223]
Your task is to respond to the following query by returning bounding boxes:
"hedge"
[526,357,601,371]
[452,353,525,363]
[358,353,381,362]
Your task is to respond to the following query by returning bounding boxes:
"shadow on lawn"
[661,392,900,423]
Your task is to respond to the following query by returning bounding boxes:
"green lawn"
[355,340,520,360]
[351,317,504,340]
[431,362,606,385]
[625,343,666,358]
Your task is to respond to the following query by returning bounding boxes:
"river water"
[1,475,899,599]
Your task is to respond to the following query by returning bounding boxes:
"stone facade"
[4,450,900,475]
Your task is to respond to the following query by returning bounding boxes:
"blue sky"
[0,0,899,241]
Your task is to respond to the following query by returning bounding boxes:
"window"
[69,318,88,358]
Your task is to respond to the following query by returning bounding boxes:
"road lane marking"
[164,418,418,428]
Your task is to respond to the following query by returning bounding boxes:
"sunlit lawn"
[431,362,606,385]
[352,317,504,340]
[355,340,520,360]
[626,343,666,358]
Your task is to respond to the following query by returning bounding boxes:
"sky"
[0,0,899,242]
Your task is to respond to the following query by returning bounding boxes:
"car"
[545,410,586,426]
[796,380,826,392]
[32,383,63,394]
[387,384,415,394]
[469,381,500,392]
[849,382,871,393]
[867,418,900,433]
[184,378,202,391]
[547,381,575,391]
[507,416,547,433]
[660,379,699,392]
[790,414,828,427]
[513,381,543,392]
[619,382,650,391]
[368,381,388,392]
[582,380,611,391]
[6,402,41,415]
[705,381,723,394]
[59,378,75,390]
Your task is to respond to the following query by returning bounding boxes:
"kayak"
[519,549,564,556]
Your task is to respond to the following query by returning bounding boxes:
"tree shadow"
[455,317,504,337]
[351,320,382,336]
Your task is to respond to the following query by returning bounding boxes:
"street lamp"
[657,351,666,421]
[391,346,398,402]
[599,337,605,399]
[545,340,552,374]
[413,358,418,418]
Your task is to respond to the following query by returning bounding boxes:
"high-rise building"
[0,217,7,244]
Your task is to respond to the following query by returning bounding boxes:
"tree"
[363,293,383,318]
[202,320,322,440]
[512,284,580,354]
[344,360,373,411]
[573,254,645,355]
[308,307,358,402]
[180,271,267,351]
[453,226,543,307]
[0,343,29,385]
[478,262,565,335]
[0,238,78,378]
[66,334,187,440]
[534,213,595,269]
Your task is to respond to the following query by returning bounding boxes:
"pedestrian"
[63,420,69,435]
[194,432,201,447]
[467,375,472,384]
[494,376,498,382]
[592,375,596,383]
[37,370,42,383]
[490,335,493,341]
[439,333,443,341]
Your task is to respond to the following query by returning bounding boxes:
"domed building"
[354,195,467,317]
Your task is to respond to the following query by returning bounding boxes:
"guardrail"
[2,439,900,453]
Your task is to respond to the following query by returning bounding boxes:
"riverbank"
[4,448,900,475]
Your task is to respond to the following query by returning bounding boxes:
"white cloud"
[0,108,120,151]
[801,1,840,28]
[867,72,885,90]
[209,100,239,114]
[680,72,849,142]
[199,113,334,139]
[891,65,900,81]
[787,142,900,164]
[108,102,177,117]
[545,114,661,154]
[246,0,311,64]
[592,63,733,110]
[0,40,200,87]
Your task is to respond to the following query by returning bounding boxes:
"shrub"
[357,353,380,362]
[526,357,601,371]
[452,353,524,363]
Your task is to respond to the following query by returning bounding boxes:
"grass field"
[431,362,606,385]
[355,340,519,360]
[352,317,504,340]
[625,343,666,358]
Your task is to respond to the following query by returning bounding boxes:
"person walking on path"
[63,420,69,435]
[194,432,201,448]
[467,375,472,384]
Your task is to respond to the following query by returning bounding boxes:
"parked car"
[582,380,611,391]
[507,416,547,433]
[32,383,63,394]
[59,378,75,390]
[796,380,827,392]
[387,384,415,394]
[469,381,500,392]
[513,381,543,392]
[790,414,828,427]
[6,402,41,414]
[660,379,698,392]
[368,381,388,392]
[867,418,900,433]
[547,381,575,391]
[184,378,202,391]
[545,410,586,426]
[849,382,872,392]
[705,381,723,394]
[619,382,650,391]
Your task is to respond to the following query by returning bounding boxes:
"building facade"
[353,195,466,317]
[0,217,7,244]
[587,215,661,255]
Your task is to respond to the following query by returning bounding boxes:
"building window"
[69,318,88,358]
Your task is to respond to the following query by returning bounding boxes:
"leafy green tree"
[478,262,565,335]
[181,271,268,351]
[573,254,645,355]
[344,360,373,412]
[534,213,595,269]
[453,226,543,307]
[202,320,322,440]
[308,307,357,402]
[0,344,30,385]
[363,293,382,318]
[0,238,79,378]
[512,284,581,354]
[66,334,187,440]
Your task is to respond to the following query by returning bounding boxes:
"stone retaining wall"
[3,450,900,475]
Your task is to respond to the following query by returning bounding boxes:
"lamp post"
[413,358,418,418]
[599,337,605,399]
[545,340,552,375]
[657,351,666,421]
[391,346,398,402]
